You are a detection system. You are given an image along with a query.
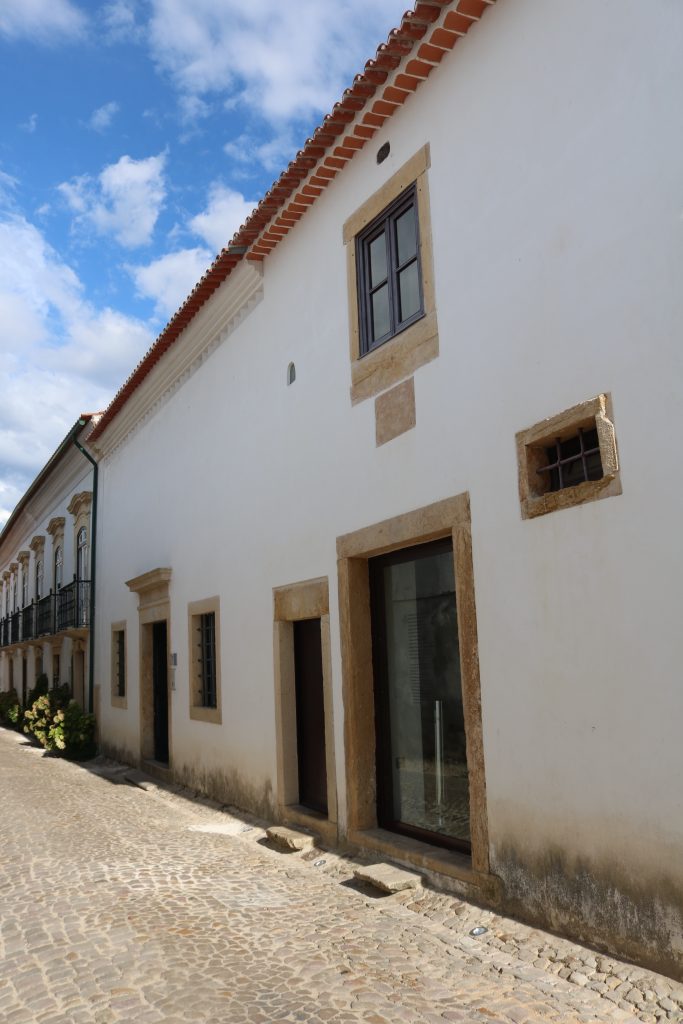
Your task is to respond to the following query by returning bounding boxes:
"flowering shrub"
[49,701,97,761]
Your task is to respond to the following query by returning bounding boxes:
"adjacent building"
[0,416,98,709]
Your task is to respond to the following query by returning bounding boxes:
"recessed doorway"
[369,538,470,853]
[293,618,328,815]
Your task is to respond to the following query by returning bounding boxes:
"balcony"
[56,579,91,632]
[0,579,91,648]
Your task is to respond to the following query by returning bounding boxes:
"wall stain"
[493,841,683,982]
[173,760,275,821]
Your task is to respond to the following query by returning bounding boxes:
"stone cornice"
[17,550,30,566]
[29,535,45,554]
[66,490,92,519]
[125,567,172,595]
[46,517,65,537]
[9,562,18,573]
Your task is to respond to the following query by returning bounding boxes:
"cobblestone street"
[0,728,680,1024]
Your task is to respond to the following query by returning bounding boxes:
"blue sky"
[0,0,403,523]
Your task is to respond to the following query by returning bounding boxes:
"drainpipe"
[73,426,98,715]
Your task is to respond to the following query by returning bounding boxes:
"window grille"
[115,630,125,698]
[538,427,603,493]
[198,612,217,708]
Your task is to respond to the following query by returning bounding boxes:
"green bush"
[49,701,97,761]
[26,673,49,709]
[7,702,22,728]
[0,688,20,726]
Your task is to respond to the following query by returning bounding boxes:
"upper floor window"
[12,576,17,612]
[356,185,423,356]
[54,546,63,591]
[77,527,88,580]
[21,571,28,609]
[35,559,43,601]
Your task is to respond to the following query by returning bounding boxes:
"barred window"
[539,427,603,493]
[197,612,217,709]
[114,629,125,698]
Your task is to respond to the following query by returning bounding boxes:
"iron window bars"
[538,427,603,493]
[357,184,424,355]
[198,612,217,709]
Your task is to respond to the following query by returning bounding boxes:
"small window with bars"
[538,427,603,493]
[113,629,125,698]
[197,612,217,709]
[516,394,621,520]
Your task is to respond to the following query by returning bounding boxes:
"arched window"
[35,559,43,601]
[286,361,296,385]
[21,570,28,608]
[12,576,17,612]
[54,546,63,591]
[76,527,88,580]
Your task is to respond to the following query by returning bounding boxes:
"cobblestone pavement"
[0,729,681,1024]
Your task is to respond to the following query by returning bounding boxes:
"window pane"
[372,284,390,341]
[369,232,387,287]
[374,544,470,845]
[398,261,420,322]
[396,204,417,265]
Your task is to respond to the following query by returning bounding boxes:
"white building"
[0,416,98,709]
[85,0,681,978]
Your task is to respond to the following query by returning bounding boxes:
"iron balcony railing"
[21,603,35,642]
[9,610,22,645]
[56,579,91,632]
[0,579,91,647]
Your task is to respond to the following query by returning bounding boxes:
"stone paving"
[0,729,681,1024]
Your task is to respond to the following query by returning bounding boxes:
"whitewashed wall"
[95,0,683,973]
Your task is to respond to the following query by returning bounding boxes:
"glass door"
[370,538,471,853]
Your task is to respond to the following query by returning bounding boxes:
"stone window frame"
[343,144,438,405]
[111,621,127,710]
[188,596,222,724]
[336,493,498,900]
[29,536,45,601]
[272,576,338,846]
[67,492,92,580]
[46,517,65,592]
[516,393,621,520]
[17,551,30,609]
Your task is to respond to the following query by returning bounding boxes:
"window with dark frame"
[356,184,423,355]
[114,629,125,698]
[197,612,217,709]
[538,427,603,494]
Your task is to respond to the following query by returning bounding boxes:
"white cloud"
[20,113,38,133]
[59,152,167,248]
[0,212,153,516]
[0,0,86,43]
[224,131,297,175]
[89,101,119,132]
[128,246,212,317]
[147,0,401,124]
[188,183,255,252]
[101,0,142,43]
[0,170,19,207]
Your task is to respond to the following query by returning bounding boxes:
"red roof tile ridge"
[90,0,496,444]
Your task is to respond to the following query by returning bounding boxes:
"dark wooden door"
[152,620,169,764]
[293,618,328,814]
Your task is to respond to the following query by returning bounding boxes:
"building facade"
[2,0,680,981]
[0,417,98,709]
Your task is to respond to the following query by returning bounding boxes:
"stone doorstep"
[353,862,423,894]
[266,825,318,852]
